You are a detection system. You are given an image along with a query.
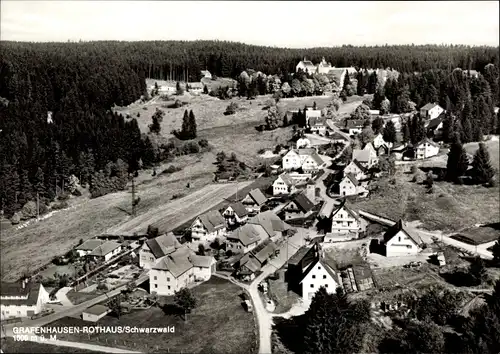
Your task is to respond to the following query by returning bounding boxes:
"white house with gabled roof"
[414,138,440,159]
[329,201,365,235]
[420,103,444,120]
[343,159,368,181]
[300,259,341,305]
[382,220,424,257]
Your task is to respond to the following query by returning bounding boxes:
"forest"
[0,40,499,218]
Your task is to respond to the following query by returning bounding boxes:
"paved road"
[3,274,149,337]
[215,228,310,354]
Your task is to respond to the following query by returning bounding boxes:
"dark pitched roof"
[351,159,367,173]
[88,241,121,257]
[344,173,360,186]
[426,117,443,130]
[75,239,104,251]
[146,233,182,259]
[227,202,249,217]
[345,119,365,128]
[247,189,267,206]
[383,219,423,246]
[300,259,339,284]
[84,305,110,316]
[331,200,360,221]
[239,255,262,274]
[248,211,293,237]
[0,281,32,297]
[252,242,278,264]
[330,132,347,141]
[227,224,264,246]
[197,210,225,233]
[293,193,315,213]
[288,246,313,266]
[307,151,325,166]
[0,283,41,306]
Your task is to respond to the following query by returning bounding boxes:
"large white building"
[300,259,341,305]
[1,280,50,320]
[139,233,182,269]
[329,201,365,236]
[282,148,325,173]
[382,220,423,257]
[149,247,215,296]
[190,210,226,242]
[413,138,440,159]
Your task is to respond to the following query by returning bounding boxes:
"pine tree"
[142,137,156,168]
[473,95,491,140]
[203,85,208,94]
[441,112,455,143]
[446,139,469,182]
[33,166,46,197]
[472,142,495,184]
[342,70,351,97]
[180,110,190,139]
[367,71,378,94]
[383,120,397,144]
[373,88,385,110]
[188,110,197,139]
[460,98,474,143]
[402,121,411,144]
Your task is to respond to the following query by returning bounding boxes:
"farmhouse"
[82,305,110,322]
[287,243,320,290]
[284,192,316,221]
[226,224,269,254]
[344,119,364,135]
[296,58,317,74]
[414,137,440,159]
[329,201,365,236]
[343,159,368,181]
[352,143,379,168]
[282,148,325,173]
[382,219,423,257]
[88,241,122,262]
[149,247,215,296]
[200,70,212,79]
[0,280,50,320]
[372,133,393,150]
[190,210,226,242]
[309,116,327,135]
[159,85,176,95]
[75,239,104,257]
[339,173,368,197]
[139,233,182,269]
[241,189,267,214]
[273,172,312,196]
[317,57,334,74]
[300,259,341,305]
[296,137,312,148]
[420,103,444,120]
[222,202,249,225]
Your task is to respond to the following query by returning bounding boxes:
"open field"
[0,338,101,353]
[464,136,500,170]
[66,289,100,305]
[43,277,257,354]
[107,180,253,236]
[0,154,215,282]
[351,167,500,232]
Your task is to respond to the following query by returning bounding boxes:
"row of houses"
[295,57,357,89]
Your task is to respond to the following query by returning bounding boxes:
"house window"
[168,286,171,290]
[318,266,320,269]
[312,275,316,279]
[167,277,170,282]
[154,284,158,288]
[17,311,21,315]
[153,276,157,280]
[323,275,327,279]
[325,284,328,288]
[310,284,314,288]
[398,237,401,242]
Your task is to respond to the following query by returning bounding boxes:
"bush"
[97,282,108,291]
[198,139,209,148]
[168,99,184,109]
[10,212,21,224]
[183,141,200,154]
[71,188,82,197]
[142,107,148,110]
[52,201,69,210]
[162,165,182,174]
[224,102,239,115]
[57,192,70,201]
[171,193,184,200]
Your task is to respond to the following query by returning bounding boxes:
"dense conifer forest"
[1,40,499,218]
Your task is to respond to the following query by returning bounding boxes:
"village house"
[308,116,327,136]
[241,189,267,214]
[381,220,423,257]
[413,137,440,159]
[329,131,348,144]
[235,241,279,281]
[382,115,402,132]
[82,305,111,322]
[420,103,445,120]
[343,159,369,181]
[282,148,325,173]
[287,243,320,291]
[248,210,295,242]
[284,191,316,221]
[139,233,182,269]
[188,82,204,94]
[200,70,212,80]
[1,280,50,320]
[226,224,269,254]
[222,202,250,226]
[329,201,365,236]
[344,119,364,135]
[305,110,322,126]
[88,241,122,262]
[317,57,334,74]
[372,133,393,150]
[190,210,226,242]
[300,258,342,305]
[296,58,317,74]
[74,239,104,257]
[296,137,312,148]
[272,172,312,196]
[339,173,368,197]
[352,143,379,168]
[158,85,176,95]
[149,246,215,296]
[425,114,445,139]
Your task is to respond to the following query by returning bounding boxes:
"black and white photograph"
[1,1,499,353]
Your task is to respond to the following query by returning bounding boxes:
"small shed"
[82,304,111,322]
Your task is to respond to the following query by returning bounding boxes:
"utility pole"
[36,192,39,220]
